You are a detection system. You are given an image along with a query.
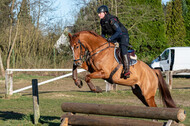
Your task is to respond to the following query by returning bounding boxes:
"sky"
[42,0,90,28]
[162,0,171,5]
[43,0,171,29]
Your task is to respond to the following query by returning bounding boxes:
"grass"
[0,73,190,125]
[0,90,189,125]
[13,73,51,80]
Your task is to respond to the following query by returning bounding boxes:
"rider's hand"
[115,42,119,47]
[107,38,112,42]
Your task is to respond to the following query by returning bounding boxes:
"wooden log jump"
[61,102,186,126]
[61,114,184,126]
[61,102,186,122]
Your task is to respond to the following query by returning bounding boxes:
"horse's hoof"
[75,79,83,88]
[95,86,103,93]
[78,80,83,88]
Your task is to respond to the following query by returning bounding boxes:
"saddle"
[106,47,138,83]
[114,47,137,66]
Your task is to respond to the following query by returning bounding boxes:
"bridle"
[73,40,88,64]
[73,39,114,65]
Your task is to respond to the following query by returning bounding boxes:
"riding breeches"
[119,34,129,56]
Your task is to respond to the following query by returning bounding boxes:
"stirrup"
[124,71,130,79]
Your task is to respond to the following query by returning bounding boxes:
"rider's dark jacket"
[100,13,129,42]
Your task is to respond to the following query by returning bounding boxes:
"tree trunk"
[8,0,15,50]
[0,50,5,77]
[7,18,20,69]
[115,0,117,16]
[7,0,21,69]
[37,0,41,29]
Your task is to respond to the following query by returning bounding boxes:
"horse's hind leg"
[131,84,149,106]
[85,70,105,93]
[146,96,157,107]
[131,84,157,107]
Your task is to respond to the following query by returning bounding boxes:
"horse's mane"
[72,31,102,39]
[87,31,100,37]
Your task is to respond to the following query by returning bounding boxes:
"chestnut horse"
[68,31,176,108]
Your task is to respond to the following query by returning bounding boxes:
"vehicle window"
[161,50,169,60]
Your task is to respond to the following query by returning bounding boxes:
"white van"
[150,47,190,72]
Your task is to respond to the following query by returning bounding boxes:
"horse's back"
[136,60,157,79]
[134,61,158,96]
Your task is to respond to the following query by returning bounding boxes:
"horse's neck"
[84,37,106,51]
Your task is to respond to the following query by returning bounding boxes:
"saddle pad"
[114,47,138,66]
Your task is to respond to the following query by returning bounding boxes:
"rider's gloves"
[107,37,112,42]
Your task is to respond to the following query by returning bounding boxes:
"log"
[61,102,186,122]
[61,114,184,126]
[60,117,68,126]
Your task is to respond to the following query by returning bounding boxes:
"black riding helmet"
[97,5,109,13]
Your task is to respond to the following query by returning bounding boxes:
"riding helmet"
[97,5,109,13]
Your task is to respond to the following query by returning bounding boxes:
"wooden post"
[5,70,13,97]
[32,79,40,124]
[113,84,117,91]
[168,71,173,89]
[166,71,169,85]
[166,71,173,90]
[105,81,117,92]
[105,81,112,92]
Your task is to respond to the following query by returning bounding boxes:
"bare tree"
[7,0,21,69]
[0,50,5,77]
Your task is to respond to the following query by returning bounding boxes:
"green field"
[0,73,189,125]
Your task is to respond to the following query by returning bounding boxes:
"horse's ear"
[68,33,72,41]
[68,33,73,46]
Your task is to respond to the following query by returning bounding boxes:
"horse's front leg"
[85,70,105,93]
[72,64,83,88]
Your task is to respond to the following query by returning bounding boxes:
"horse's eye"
[76,46,79,49]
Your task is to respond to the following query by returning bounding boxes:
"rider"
[97,5,130,78]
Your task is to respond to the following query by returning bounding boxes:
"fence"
[6,68,188,96]
[164,69,190,89]
[5,69,86,96]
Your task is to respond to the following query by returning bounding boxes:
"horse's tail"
[154,69,176,108]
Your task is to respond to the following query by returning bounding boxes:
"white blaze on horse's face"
[72,44,83,66]
[71,47,75,60]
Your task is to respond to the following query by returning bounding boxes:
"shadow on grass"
[0,111,60,126]
[40,116,60,126]
[173,75,190,78]
[0,111,24,120]
[173,87,190,89]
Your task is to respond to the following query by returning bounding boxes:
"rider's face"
[98,12,106,19]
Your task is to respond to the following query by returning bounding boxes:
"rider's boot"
[122,54,130,79]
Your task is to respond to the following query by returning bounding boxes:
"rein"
[75,39,114,63]
[88,41,113,58]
